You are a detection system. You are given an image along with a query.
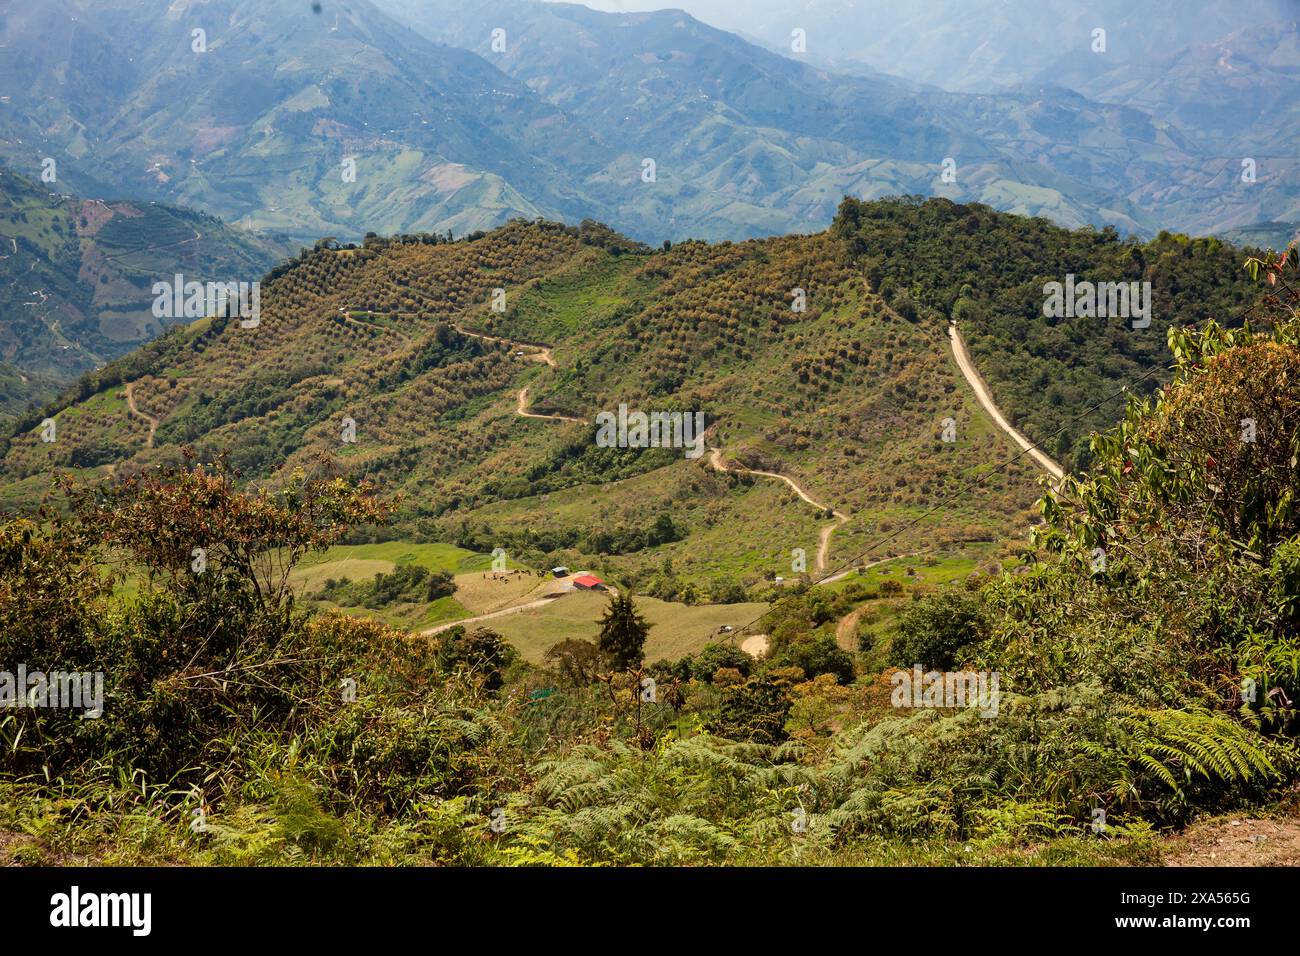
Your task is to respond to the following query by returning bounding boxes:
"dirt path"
[820,550,924,586]
[948,322,1064,481]
[829,553,924,647]
[450,325,578,422]
[455,324,556,366]
[835,607,864,649]
[516,386,585,423]
[1161,815,1300,866]
[707,447,847,571]
[421,573,615,636]
[421,592,568,636]
[124,381,159,448]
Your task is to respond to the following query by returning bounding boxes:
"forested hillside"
[2,197,1264,541]
[2,230,1296,867]
[1,205,1065,594]
[832,197,1262,469]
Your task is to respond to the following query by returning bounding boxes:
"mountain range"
[1,0,1294,249]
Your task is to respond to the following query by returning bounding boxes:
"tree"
[596,592,650,669]
[78,452,392,613]
[889,593,986,671]
[435,626,517,690]
[544,638,608,685]
[691,642,752,682]
[709,677,792,744]
[772,633,855,684]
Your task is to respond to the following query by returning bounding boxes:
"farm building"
[572,574,606,590]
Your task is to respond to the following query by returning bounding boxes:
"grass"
[486,590,769,663]
[821,547,992,595]
[289,542,527,630]
[451,570,548,615]
[289,558,396,595]
[307,594,467,632]
[294,541,491,575]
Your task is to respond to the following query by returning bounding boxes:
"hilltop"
[0,197,1266,609]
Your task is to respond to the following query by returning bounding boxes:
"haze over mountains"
[589,0,1294,92]
[1,0,1295,252]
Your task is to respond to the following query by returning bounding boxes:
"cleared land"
[484,590,769,663]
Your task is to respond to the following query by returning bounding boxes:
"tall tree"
[596,591,650,669]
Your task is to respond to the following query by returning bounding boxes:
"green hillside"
[0,165,289,418]
[0,195,1272,623]
[1,205,1063,597]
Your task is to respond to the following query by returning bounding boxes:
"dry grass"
[451,570,548,615]
[487,590,768,663]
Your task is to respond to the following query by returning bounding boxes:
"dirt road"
[455,324,556,366]
[516,386,585,423]
[707,446,848,571]
[421,592,569,636]
[948,322,1064,481]
[124,381,159,448]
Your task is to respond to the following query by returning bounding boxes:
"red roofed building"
[572,574,606,590]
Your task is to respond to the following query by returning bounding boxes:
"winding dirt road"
[707,446,847,572]
[452,325,580,423]
[948,322,1064,481]
[124,381,159,448]
[516,386,585,423]
[454,324,556,367]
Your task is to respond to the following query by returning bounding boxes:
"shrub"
[770,634,855,684]
[690,643,753,682]
[889,593,986,671]
[434,626,518,691]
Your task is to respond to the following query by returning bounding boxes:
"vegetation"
[0,164,287,419]
[1,205,1297,868]
[833,196,1262,469]
[596,592,650,670]
[314,564,456,609]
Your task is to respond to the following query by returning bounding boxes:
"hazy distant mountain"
[3,0,1295,245]
[0,0,607,241]
[380,0,1298,239]
[567,0,1300,240]
[589,0,1294,93]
